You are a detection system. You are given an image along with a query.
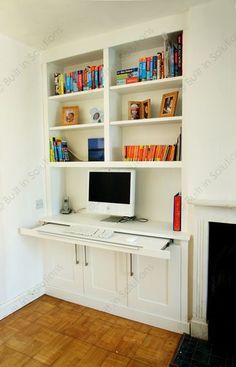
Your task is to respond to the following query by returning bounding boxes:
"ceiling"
[0,0,212,50]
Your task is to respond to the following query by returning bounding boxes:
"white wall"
[184,0,236,203]
[0,35,45,313]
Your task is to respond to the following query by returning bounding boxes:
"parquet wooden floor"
[0,295,181,367]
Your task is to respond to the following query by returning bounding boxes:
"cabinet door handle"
[84,246,88,266]
[130,253,134,277]
[75,244,79,264]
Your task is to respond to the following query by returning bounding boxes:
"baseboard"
[46,286,190,334]
[190,319,208,340]
[0,286,45,320]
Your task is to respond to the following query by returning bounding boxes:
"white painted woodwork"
[128,245,181,320]
[83,248,127,305]
[43,241,84,294]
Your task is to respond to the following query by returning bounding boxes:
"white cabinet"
[43,240,84,294]
[128,245,181,320]
[83,246,127,306]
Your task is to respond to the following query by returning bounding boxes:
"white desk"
[20,213,189,260]
[19,213,190,334]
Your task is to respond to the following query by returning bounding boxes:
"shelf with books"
[48,161,182,169]
[43,27,185,230]
[110,76,182,94]
[110,116,182,127]
[48,88,104,102]
[49,123,104,131]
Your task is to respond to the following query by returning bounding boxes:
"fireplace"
[190,203,236,340]
[207,222,236,349]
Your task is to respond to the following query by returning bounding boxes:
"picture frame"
[159,91,179,117]
[61,106,79,126]
[128,101,142,120]
[142,99,151,119]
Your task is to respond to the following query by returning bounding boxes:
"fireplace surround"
[190,201,236,341]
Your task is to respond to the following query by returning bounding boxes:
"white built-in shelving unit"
[43,30,184,228]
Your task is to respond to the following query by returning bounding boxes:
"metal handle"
[130,253,134,277]
[84,246,88,266]
[75,244,79,264]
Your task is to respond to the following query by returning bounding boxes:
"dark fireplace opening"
[207,222,236,350]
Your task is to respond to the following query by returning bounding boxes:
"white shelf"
[110,116,182,127]
[189,199,236,208]
[48,88,104,102]
[110,77,183,94]
[49,123,104,131]
[48,161,182,169]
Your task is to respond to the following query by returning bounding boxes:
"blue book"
[95,67,99,89]
[87,68,92,89]
[153,55,157,80]
[72,71,78,92]
[139,58,147,81]
[170,46,175,77]
[150,57,153,80]
[56,140,63,161]
[88,138,104,161]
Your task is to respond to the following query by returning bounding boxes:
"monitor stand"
[101,216,123,223]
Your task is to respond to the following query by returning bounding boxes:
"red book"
[173,193,181,231]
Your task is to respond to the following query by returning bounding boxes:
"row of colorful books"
[123,144,177,161]
[49,137,70,162]
[54,65,104,95]
[116,32,182,85]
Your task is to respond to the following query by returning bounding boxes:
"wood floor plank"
[21,359,48,367]
[77,345,109,367]
[0,344,30,367]
[51,339,92,367]
[115,329,147,358]
[0,296,181,367]
[101,352,130,367]
[96,325,127,352]
[33,333,72,365]
[0,326,18,346]
[5,332,44,357]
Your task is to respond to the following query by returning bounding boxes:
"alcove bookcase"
[42,30,186,232]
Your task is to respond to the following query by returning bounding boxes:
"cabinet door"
[83,246,127,306]
[43,240,84,294]
[128,244,181,320]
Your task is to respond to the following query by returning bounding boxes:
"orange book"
[138,145,144,161]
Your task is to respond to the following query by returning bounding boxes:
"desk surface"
[40,213,190,241]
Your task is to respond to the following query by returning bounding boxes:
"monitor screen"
[89,172,131,204]
[87,170,135,217]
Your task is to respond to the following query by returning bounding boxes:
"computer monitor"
[87,170,135,217]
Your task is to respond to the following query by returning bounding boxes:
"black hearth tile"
[192,349,209,364]
[209,355,226,367]
[191,361,208,367]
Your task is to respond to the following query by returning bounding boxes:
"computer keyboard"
[64,225,114,240]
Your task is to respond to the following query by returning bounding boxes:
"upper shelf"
[48,161,182,169]
[49,123,104,131]
[110,76,183,94]
[48,88,104,102]
[110,116,182,127]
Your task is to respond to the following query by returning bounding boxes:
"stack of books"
[116,32,182,85]
[49,137,69,162]
[123,144,176,161]
[123,129,182,161]
[116,68,139,85]
[54,64,104,95]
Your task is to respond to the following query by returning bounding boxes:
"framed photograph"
[61,106,79,126]
[159,91,179,117]
[128,101,142,120]
[142,99,151,119]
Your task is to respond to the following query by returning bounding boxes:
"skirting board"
[190,319,208,340]
[46,286,190,334]
[0,286,45,320]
